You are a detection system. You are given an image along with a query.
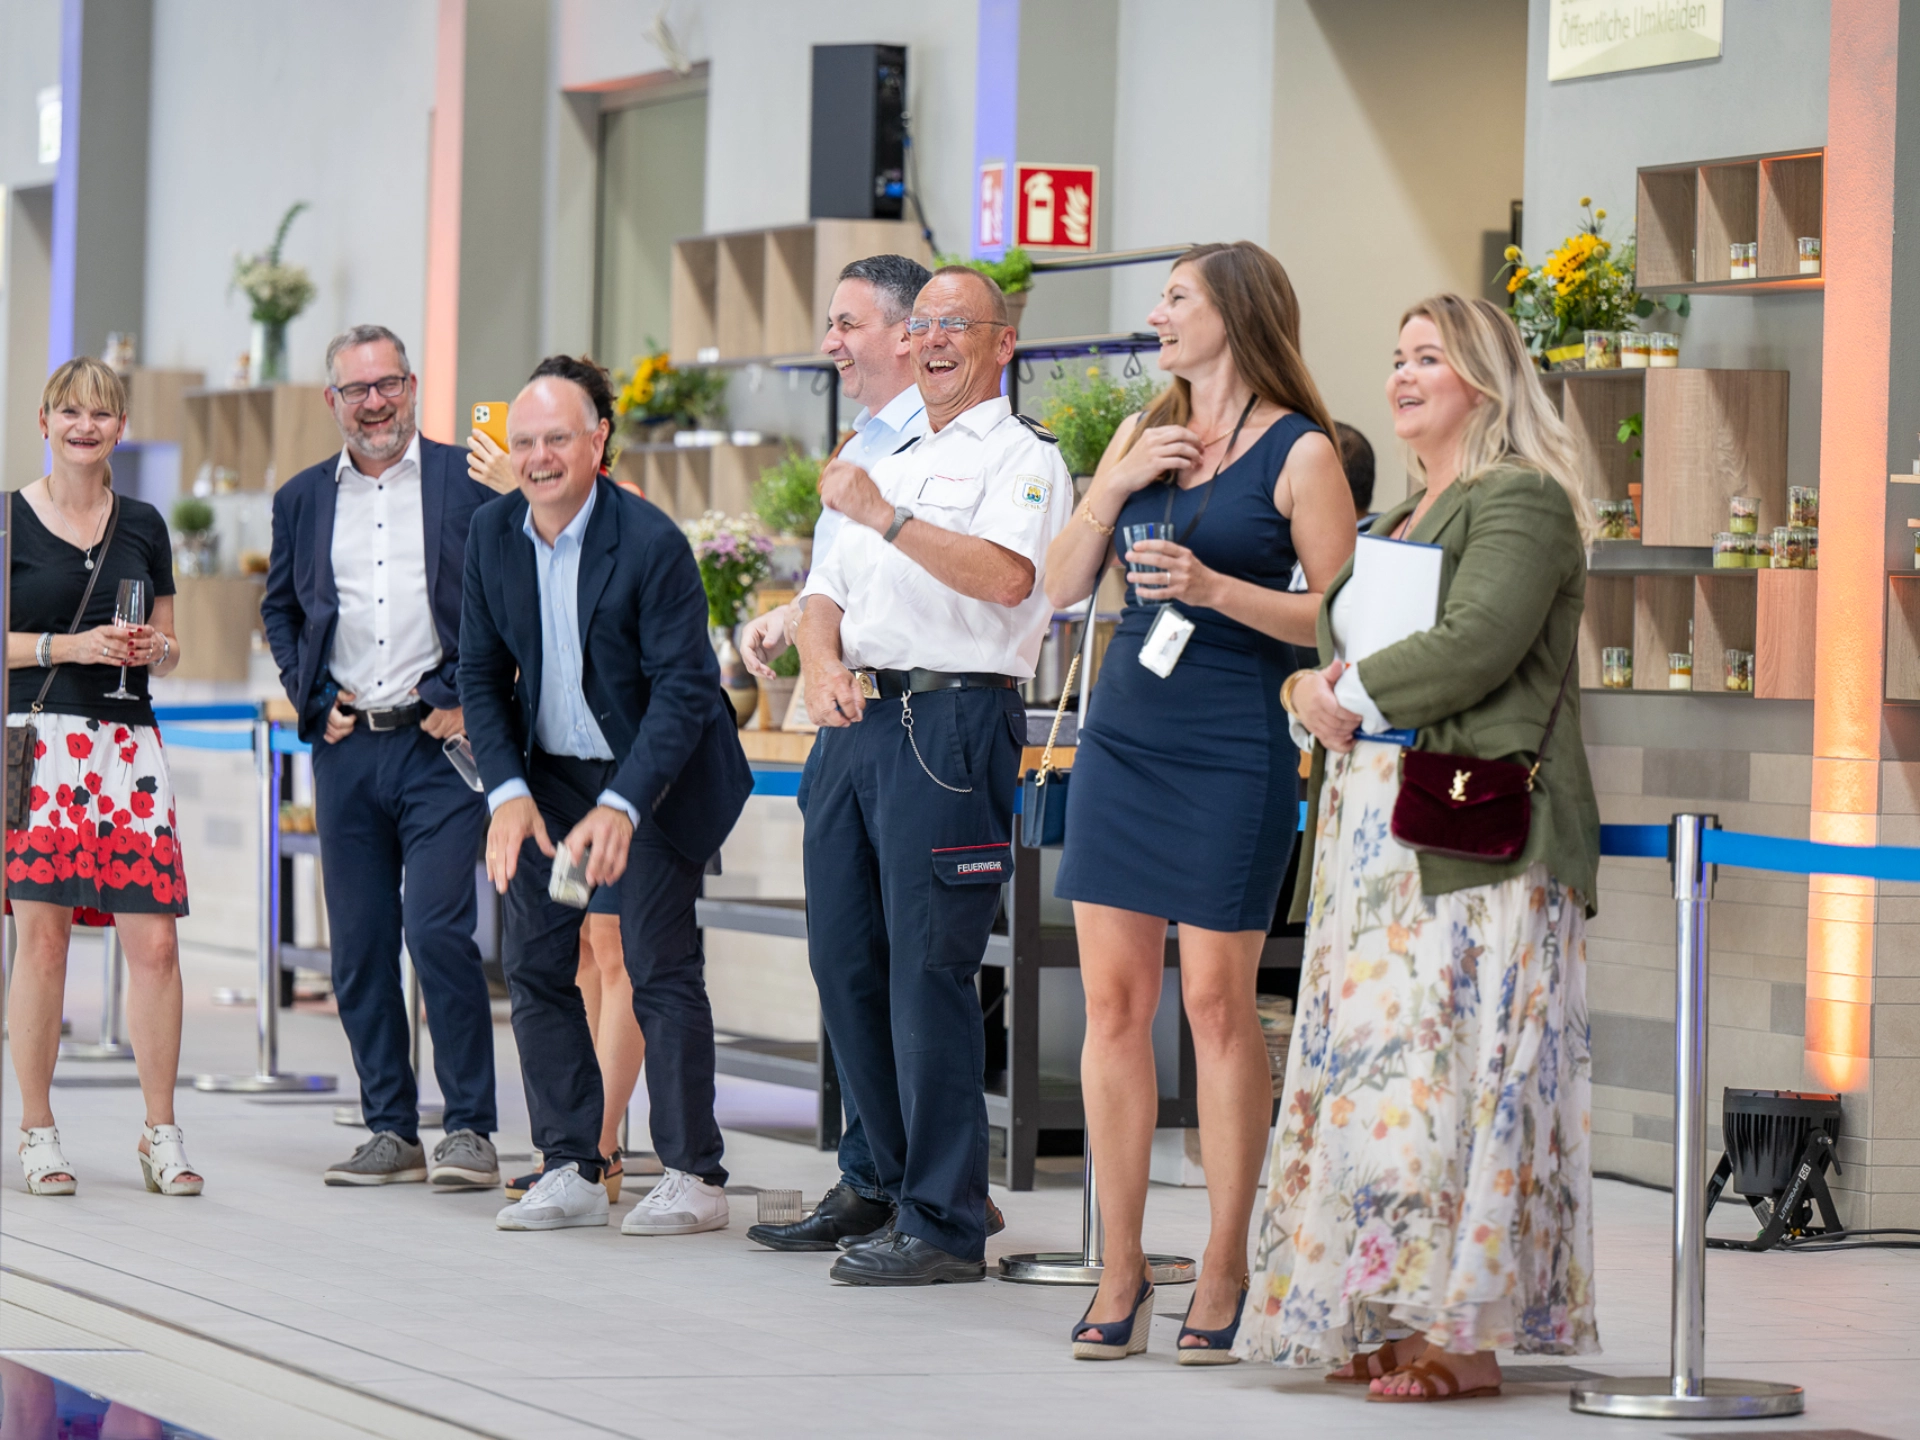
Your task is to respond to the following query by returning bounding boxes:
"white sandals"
[19,1126,77,1196]
[138,1123,204,1196]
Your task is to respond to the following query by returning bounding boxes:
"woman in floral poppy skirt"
[7,358,199,1198]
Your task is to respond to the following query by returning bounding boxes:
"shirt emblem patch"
[1015,476,1051,510]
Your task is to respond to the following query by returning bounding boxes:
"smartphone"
[470,402,509,451]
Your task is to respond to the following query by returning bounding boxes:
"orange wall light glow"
[420,0,467,445]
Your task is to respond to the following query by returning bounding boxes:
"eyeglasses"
[905,316,1009,336]
[330,374,410,405]
[508,428,591,455]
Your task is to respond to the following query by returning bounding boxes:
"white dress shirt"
[800,396,1073,678]
[330,435,442,709]
[483,486,641,825]
[812,383,928,570]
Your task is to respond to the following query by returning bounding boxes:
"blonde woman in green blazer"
[1235,296,1603,1402]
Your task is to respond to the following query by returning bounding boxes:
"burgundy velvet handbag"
[1388,651,1577,863]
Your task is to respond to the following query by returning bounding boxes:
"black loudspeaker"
[810,44,906,221]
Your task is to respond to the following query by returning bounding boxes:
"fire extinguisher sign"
[1014,164,1098,251]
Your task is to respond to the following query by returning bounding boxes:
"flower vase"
[250,320,288,386]
[711,625,759,729]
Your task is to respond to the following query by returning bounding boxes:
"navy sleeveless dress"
[1053,414,1317,931]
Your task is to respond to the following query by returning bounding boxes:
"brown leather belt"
[854,669,1018,701]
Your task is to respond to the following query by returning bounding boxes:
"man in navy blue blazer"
[262,324,504,1191]
[462,356,751,1235]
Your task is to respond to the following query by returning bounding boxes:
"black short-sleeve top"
[9,492,177,727]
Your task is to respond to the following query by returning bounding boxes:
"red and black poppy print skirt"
[5,713,189,921]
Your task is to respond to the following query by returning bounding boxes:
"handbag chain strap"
[1525,645,1581,789]
[1034,653,1082,785]
[19,490,120,715]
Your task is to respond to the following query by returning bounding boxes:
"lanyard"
[1159,393,1260,542]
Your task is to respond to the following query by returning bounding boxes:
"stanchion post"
[1572,813,1801,1420]
[192,712,335,1094]
[997,1146,1193,1286]
[59,928,134,1060]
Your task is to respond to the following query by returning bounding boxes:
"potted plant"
[1498,198,1688,369]
[614,345,730,445]
[759,642,802,731]
[230,202,317,385]
[938,246,1035,331]
[682,510,774,726]
[752,449,824,581]
[171,496,218,576]
[1038,361,1164,479]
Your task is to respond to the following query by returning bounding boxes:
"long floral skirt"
[1235,740,1596,1365]
[5,712,189,922]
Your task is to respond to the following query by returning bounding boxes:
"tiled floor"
[2,939,1915,1439]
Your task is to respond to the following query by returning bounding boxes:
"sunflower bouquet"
[1498,197,1687,365]
[613,346,729,434]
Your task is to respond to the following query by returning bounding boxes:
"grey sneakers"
[323,1132,428,1186]
[429,1130,500,1189]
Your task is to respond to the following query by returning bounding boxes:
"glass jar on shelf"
[1596,499,1634,540]
[1712,532,1748,568]
[1619,332,1650,368]
[1771,526,1793,568]
[1601,647,1633,690]
[1781,526,1810,568]
[1798,236,1821,275]
[1728,495,1759,536]
[1668,652,1693,690]
[1789,485,1818,529]
[1649,332,1679,367]
[1725,650,1754,693]
[1804,527,1817,569]
[1583,330,1619,370]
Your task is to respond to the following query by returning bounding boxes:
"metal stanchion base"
[192,1072,337,1094]
[58,1041,134,1060]
[332,1103,443,1129]
[1570,1376,1804,1419]
[997,1252,1196,1286]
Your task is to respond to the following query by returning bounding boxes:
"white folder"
[1344,533,1444,663]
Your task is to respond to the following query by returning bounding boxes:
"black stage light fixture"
[1703,1088,1843,1251]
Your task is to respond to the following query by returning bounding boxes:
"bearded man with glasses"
[263,324,504,1190]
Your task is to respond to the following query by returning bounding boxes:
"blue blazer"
[458,476,752,866]
[262,438,495,744]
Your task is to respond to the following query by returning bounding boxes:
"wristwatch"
[882,505,913,544]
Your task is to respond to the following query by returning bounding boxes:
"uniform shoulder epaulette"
[1014,413,1059,444]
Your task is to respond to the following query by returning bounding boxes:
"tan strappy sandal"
[1366,1355,1502,1403]
[1324,1337,1410,1384]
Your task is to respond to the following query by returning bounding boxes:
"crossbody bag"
[5,493,120,831]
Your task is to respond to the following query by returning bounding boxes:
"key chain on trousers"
[899,692,973,793]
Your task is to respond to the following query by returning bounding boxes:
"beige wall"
[1269,0,1527,509]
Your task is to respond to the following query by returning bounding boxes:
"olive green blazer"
[1292,463,1600,920]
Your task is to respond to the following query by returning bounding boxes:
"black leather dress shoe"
[838,1194,1006,1251]
[746,1182,895,1252]
[829,1232,986,1286]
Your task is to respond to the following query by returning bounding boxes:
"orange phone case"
[470,402,509,450]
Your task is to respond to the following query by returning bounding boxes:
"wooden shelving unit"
[1541,368,1790,545]
[1886,575,1920,701]
[1581,567,1811,699]
[611,441,786,522]
[670,219,933,363]
[1635,147,1824,293]
[122,367,205,445]
[181,385,336,491]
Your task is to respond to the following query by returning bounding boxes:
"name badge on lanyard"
[1133,394,1258,680]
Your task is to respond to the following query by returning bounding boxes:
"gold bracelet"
[1280,669,1312,716]
[1078,502,1116,538]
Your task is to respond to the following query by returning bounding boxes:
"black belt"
[854,669,1017,700]
[357,701,424,732]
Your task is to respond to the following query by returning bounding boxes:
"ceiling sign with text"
[1548,0,1722,81]
[1014,163,1097,251]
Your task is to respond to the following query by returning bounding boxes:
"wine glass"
[104,578,146,700]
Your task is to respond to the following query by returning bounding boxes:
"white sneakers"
[494,1162,609,1231]
[620,1167,730,1236]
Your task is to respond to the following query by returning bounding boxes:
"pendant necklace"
[48,494,106,570]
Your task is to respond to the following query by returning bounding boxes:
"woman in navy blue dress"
[1045,243,1356,1362]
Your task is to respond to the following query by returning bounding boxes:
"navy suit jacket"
[262,437,496,744]
[458,476,752,867]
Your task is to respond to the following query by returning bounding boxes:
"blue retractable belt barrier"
[1601,823,1670,858]
[158,727,253,752]
[750,767,803,797]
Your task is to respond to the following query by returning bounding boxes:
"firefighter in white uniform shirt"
[796,266,1072,1286]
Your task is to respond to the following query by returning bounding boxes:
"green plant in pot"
[230,202,316,386]
[171,496,218,577]
[753,450,824,538]
[937,246,1035,330]
[613,344,730,440]
[1038,362,1164,480]
[755,642,803,731]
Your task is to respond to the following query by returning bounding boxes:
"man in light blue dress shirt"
[739,255,935,1255]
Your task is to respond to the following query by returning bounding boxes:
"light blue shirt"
[810,383,928,569]
[484,485,639,825]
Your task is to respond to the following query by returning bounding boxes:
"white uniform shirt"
[811,383,928,570]
[329,435,442,709]
[800,396,1073,678]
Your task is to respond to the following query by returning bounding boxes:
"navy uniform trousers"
[803,684,1025,1261]
[502,747,727,1185]
[311,723,496,1140]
